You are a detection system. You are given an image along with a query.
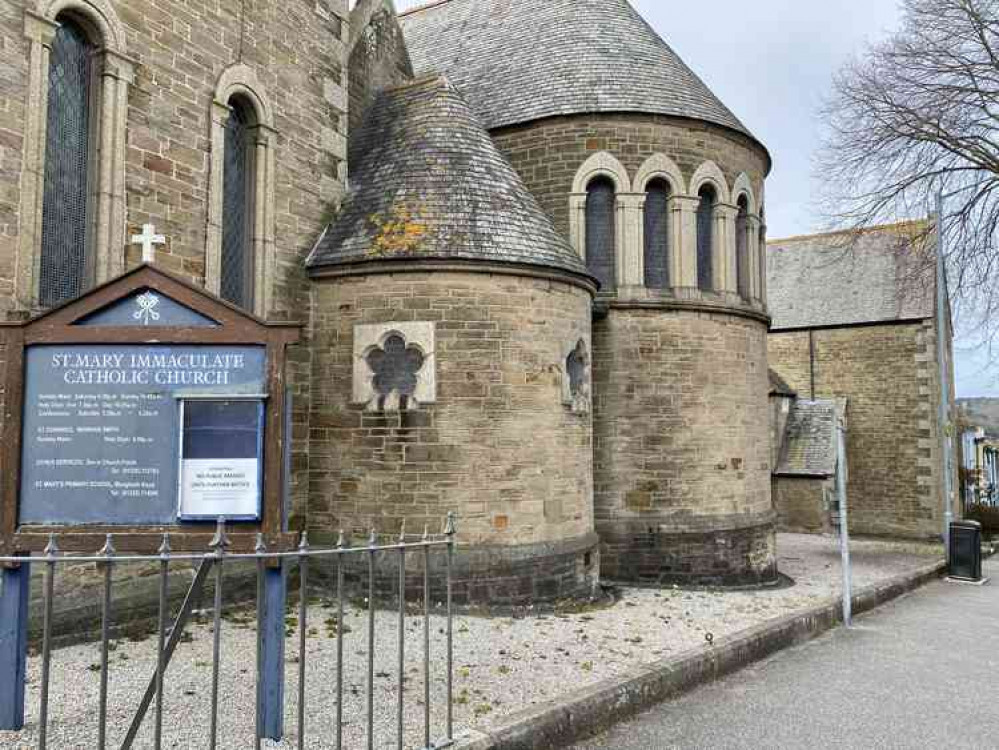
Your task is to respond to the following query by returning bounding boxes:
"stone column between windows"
[746,214,762,305]
[758,217,768,308]
[97,50,135,284]
[715,203,738,295]
[205,99,231,298]
[251,124,277,318]
[673,195,699,293]
[617,193,645,290]
[569,193,587,261]
[17,12,58,311]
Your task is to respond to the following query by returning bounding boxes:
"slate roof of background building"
[776,399,845,478]
[769,369,796,397]
[397,0,763,151]
[767,221,936,331]
[307,75,590,279]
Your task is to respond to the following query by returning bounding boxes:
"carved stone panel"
[352,321,435,411]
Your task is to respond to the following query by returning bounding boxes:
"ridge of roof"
[768,219,933,246]
[397,0,454,18]
[398,0,766,153]
[307,74,591,282]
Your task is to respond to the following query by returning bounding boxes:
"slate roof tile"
[398,0,759,143]
[767,222,936,330]
[307,75,590,278]
[776,399,845,478]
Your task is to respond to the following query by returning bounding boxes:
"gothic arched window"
[39,17,95,307]
[696,185,717,291]
[220,96,257,309]
[585,177,616,291]
[643,179,671,290]
[736,194,750,300]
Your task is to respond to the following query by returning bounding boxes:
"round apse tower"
[306,75,599,607]
[400,0,777,586]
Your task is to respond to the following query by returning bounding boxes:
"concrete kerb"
[452,558,947,750]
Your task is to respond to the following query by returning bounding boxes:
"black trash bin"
[949,520,983,581]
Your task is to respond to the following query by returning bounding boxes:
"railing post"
[257,539,286,741]
[0,559,30,730]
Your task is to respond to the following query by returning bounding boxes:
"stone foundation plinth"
[598,516,776,587]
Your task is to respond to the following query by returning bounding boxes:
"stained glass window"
[39,18,93,307]
[697,185,716,291]
[644,179,671,289]
[221,97,255,309]
[736,195,750,300]
[586,177,616,291]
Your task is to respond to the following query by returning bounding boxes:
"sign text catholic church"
[0,263,300,554]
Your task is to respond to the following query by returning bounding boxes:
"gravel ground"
[0,534,942,749]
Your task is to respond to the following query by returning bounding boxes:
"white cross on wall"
[131,224,166,263]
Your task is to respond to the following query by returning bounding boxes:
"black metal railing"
[0,514,457,750]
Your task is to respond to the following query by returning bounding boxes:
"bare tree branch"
[816,0,999,348]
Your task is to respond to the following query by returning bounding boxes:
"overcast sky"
[392,0,998,397]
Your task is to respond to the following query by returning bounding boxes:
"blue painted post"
[257,563,286,740]
[0,563,31,730]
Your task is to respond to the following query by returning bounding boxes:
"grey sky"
[392,0,997,397]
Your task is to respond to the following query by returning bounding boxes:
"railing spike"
[44,532,59,557]
[369,528,377,548]
[209,517,229,552]
[398,519,407,544]
[422,524,429,542]
[445,511,457,536]
[254,532,267,555]
[99,533,116,558]
[158,532,171,557]
[336,529,346,549]
[299,531,310,552]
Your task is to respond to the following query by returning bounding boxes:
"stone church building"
[0,0,776,604]
[767,222,959,540]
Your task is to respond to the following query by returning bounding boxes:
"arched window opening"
[736,195,750,300]
[220,96,257,309]
[696,185,716,292]
[586,177,616,291]
[39,17,95,307]
[643,178,671,290]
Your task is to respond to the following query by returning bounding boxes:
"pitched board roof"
[398,0,759,144]
[307,75,590,279]
[767,222,937,330]
[776,399,845,478]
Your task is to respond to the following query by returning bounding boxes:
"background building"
[767,222,959,539]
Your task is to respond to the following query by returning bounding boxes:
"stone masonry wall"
[309,270,598,605]
[593,308,775,585]
[0,0,349,524]
[774,476,832,534]
[491,113,770,240]
[768,322,946,538]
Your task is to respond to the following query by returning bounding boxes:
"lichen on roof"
[307,75,590,279]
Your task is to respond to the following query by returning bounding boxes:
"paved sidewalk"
[575,559,998,750]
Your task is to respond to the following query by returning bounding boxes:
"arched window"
[586,177,616,291]
[696,185,716,291]
[220,96,257,309]
[39,17,95,307]
[643,179,671,289]
[736,195,750,300]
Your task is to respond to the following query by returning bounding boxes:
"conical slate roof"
[399,0,756,140]
[307,75,590,279]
